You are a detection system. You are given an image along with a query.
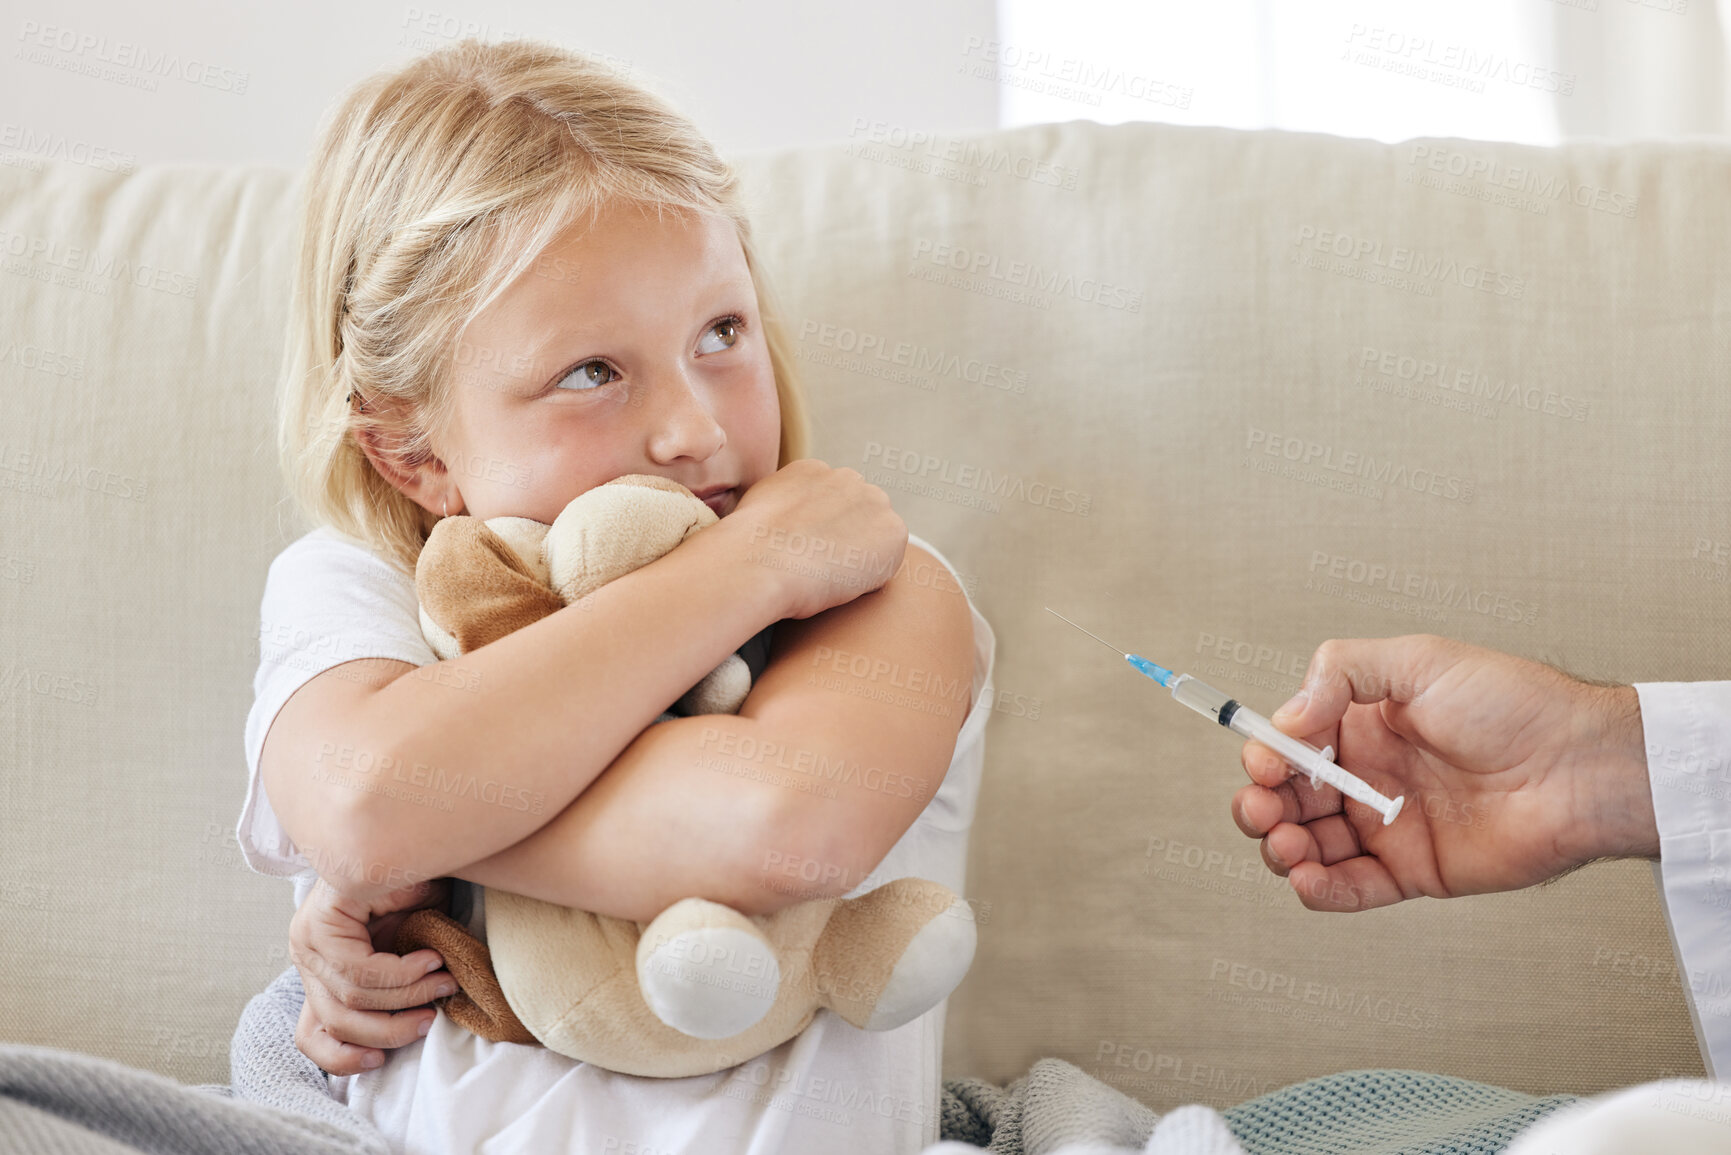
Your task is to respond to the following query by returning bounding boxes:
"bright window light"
[992,0,1563,145]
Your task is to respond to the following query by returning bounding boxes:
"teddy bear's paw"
[639,926,781,1038]
[637,900,781,1039]
[675,652,752,716]
[861,897,977,1031]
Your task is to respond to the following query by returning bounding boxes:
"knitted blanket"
[0,968,388,1154]
[934,1060,1583,1154]
[0,966,1579,1155]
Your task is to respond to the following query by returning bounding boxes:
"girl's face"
[421,200,781,524]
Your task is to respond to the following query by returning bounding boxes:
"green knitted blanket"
[938,1060,1582,1154]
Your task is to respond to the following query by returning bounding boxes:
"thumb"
[1271,688,1310,727]
[1280,635,1445,735]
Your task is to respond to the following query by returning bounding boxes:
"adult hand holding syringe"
[1231,634,1654,912]
[1049,618,1657,911]
[1047,609,1404,823]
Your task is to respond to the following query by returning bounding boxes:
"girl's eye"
[549,315,742,394]
[554,360,618,392]
[697,315,743,354]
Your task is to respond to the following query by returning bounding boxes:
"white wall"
[9,0,1725,178]
[2,0,999,170]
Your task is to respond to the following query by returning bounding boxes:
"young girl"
[237,36,997,1155]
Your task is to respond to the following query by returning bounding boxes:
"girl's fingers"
[302,980,441,1052]
[298,918,447,1007]
[295,999,387,1078]
[315,958,458,1013]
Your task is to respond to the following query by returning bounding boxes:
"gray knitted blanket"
[0,966,1578,1155]
[0,968,388,1154]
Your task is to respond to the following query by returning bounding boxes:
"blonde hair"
[278,37,811,577]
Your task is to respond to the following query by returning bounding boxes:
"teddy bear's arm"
[417,517,567,654]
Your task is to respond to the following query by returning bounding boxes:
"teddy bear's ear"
[483,517,552,587]
[417,517,565,654]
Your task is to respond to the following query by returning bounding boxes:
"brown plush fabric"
[395,908,538,1046]
[416,518,566,654]
[810,878,942,1028]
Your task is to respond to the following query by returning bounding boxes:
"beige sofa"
[0,118,1716,1107]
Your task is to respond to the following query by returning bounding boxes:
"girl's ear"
[352,397,463,518]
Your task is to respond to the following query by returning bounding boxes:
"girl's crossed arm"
[286,537,973,1074]
[261,462,924,911]
[450,539,976,920]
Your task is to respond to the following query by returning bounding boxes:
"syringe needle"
[1045,607,1125,656]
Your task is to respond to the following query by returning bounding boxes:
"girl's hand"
[725,458,908,621]
[1232,634,1655,911]
[289,876,459,1075]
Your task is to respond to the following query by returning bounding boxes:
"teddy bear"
[392,474,977,1078]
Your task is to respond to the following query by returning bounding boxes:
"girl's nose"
[645,371,726,463]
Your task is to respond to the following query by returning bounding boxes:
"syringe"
[1046,609,1405,825]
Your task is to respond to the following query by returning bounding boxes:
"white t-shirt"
[237,524,999,1155]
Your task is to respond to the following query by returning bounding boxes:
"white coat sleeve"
[1635,681,1731,1078]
